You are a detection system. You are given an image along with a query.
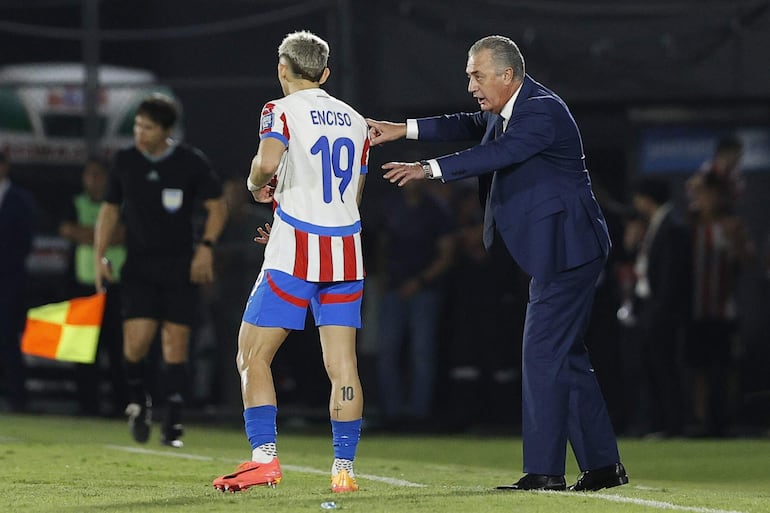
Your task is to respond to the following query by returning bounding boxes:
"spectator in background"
[0,151,35,413]
[376,180,455,430]
[631,177,692,438]
[617,211,648,436]
[59,156,127,416]
[686,136,744,213]
[686,173,754,437]
[443,188,523,431]
[94,93,227,447]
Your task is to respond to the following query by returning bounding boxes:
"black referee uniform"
[105,143,223,325]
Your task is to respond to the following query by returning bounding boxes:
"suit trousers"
[521,256,620,475]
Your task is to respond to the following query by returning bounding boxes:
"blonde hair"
[278,30,329,82]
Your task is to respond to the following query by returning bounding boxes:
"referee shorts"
[243,269,363,330]
[120,255,198,326]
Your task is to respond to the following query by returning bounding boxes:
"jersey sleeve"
[259,101,289,147]
[360,135,370,175]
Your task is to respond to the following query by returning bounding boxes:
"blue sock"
[244,405,277,450]
[331,418,362,460]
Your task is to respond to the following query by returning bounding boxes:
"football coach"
[367,34,628,492]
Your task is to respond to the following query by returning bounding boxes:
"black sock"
[164,363,187,428]
[123,359,147,405]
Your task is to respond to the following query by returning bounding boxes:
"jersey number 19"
[310,135,355,204]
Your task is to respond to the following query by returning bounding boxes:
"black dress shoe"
[568,462,628,491]
[497,473,566,491]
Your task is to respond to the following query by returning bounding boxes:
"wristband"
[200,239,215,248]
[247,177,260,191]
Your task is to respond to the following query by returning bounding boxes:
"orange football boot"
[213,458,282,492]
[330,469,359,493]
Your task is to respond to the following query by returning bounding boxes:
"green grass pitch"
[1,414,769,513]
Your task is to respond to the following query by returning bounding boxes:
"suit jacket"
[0,182,35,301]
[634,208,692,334]
[416,75,610,281]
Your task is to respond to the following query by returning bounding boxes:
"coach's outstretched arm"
[366,119,428,186]
[366,118,406,145]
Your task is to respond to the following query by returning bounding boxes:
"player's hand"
[254,223,272,245]
[382,161,424,187]
[251,175,277,203]
[190,245,215,284]
[366,118,406,146]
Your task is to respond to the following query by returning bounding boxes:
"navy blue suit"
[417,75,620,474]
[0,181,35,411]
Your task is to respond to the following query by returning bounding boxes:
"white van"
[0,63,180,299]
[0,62,179,164]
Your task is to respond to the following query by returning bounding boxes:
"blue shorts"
[243,269,364,329]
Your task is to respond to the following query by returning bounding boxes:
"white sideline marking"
[587,493,746,513]
[104,444,426,488]
[356,472,425,488]
[104,445,747,511]
[105,444,213,461]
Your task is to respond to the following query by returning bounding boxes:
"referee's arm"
[93,201,120,291]
[190,195,227,285]
[201,196,227,246]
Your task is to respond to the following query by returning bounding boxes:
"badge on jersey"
[261,112,275,133]
[260,103,276,135]
[161,188,184,213]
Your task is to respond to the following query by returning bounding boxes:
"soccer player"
[213,31,369,493]
[94,93,226,447]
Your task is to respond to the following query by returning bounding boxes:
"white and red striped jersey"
[258,88,369,282]
[692,221,738,320]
